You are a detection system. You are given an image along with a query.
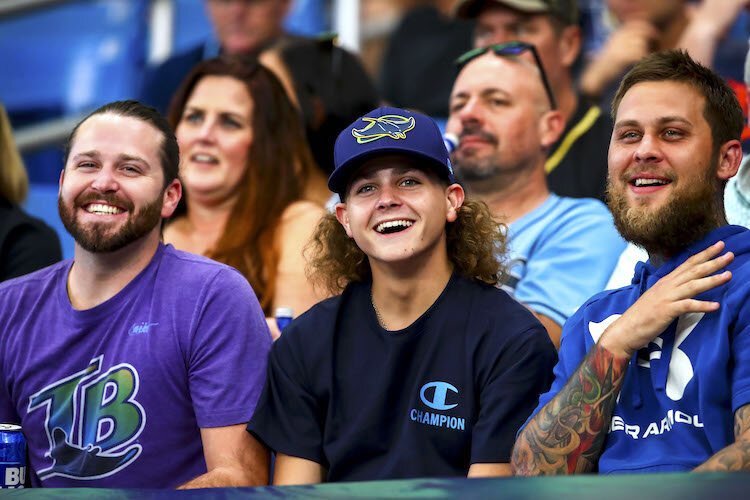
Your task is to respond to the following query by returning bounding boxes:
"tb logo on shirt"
[27,355,145,481]
[589,312,703,401]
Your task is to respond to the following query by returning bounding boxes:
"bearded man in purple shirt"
[0,100,271,488]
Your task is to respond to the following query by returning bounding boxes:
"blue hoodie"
[531,225,750,473]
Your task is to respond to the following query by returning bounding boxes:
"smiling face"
[58,113,180,253]
[607,80,735,255]
[446,53,561,191]
[335,155,464,272]
[175,75,254,206]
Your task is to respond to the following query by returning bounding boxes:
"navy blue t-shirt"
[248,273,557,481]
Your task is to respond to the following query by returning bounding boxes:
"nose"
[90,167,119,193]
[457,97,484,128]
[634,133,663,164]
[375,183,402,210]
[195,118,216,143]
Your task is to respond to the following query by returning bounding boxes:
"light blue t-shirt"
[501,194,626,326]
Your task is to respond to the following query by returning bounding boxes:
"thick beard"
[59,193,164,253]
[606,164,724,258]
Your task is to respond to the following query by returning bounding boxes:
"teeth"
[86,203,124,215]
[634,178,668,187]
[376,220,413,233]
[192,153,217,163]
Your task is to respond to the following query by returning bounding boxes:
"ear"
[161,179,183,219]
[559,25,582,69]
[716,139,743,181]
[58,168,65,195]
[539,109,565,149]
[445,183,465,223]
[334,202,354,238]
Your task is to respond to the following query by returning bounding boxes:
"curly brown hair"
[306,199,507,294]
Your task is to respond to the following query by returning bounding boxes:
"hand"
[600,241,733,358]
[687,0,749,38]
[580,20,658,97]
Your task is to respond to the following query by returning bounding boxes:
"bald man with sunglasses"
[455,0,613,202]
[446,44,626,348]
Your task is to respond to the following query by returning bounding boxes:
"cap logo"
[351,114,416,144]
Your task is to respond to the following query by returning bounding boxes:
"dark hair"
[268,37,380,174]
[167,56,317,314]
[306,199,506,294]
[64,100,179,188]
[611,50,744,150]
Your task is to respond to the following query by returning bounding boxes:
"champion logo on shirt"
[409,381,465,431]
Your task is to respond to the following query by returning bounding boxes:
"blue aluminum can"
[0,423,26,489]
[275,307,294,333]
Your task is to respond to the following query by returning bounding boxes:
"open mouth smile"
[83,203,126,215]
[374,219,414,234]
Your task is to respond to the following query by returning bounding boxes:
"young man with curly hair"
[245,106,557,484]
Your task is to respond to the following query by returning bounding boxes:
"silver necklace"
[371,290,388,330]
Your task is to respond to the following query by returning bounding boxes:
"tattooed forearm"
[511,343,629,475]
[695,404,750,472]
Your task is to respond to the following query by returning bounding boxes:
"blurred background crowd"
[2,0,749,277]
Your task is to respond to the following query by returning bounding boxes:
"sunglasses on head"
[455,41,557,110]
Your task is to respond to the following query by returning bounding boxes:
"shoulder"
[280,201,326,225]
[453,276,542,335]
[0,260,69,300]
[159,244,251,293]
[277,201,326,246]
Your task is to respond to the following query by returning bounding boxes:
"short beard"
[59,193,164,253]
[606,164,724,259]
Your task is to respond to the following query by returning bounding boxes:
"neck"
[370,242,453,331]
[68,232,160,310]
[464,163,549,223]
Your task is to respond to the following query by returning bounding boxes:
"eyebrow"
[452,87,511,102]
[355,164,423,182]
[184,105,249,122]
[71,150,151,169]
[614,116,693,129]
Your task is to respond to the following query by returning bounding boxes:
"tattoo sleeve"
[694,404,750,472]
[511,343,629,475]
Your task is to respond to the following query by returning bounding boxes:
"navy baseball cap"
[329,106,456,196]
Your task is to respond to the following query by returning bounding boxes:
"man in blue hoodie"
[512,49,750,474]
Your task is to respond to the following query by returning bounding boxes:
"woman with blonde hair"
[164,57,328,336]
[0,103,61,281]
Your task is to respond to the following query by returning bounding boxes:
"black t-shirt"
[546,97,613,202]
[248,273,557,481]
[0,199,61,282]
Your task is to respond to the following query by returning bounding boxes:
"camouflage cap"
[454,0,579,26]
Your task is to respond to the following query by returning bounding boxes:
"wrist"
[598,322,635,360]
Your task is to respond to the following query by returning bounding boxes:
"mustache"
[73,191,135,212]
[458,125,498,145]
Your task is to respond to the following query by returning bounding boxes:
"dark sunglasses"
[455,41,557,110]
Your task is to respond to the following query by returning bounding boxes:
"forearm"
[694,438,750,472]
[178,463,268,489]
[695,404,750,472]
[511,343,629,475]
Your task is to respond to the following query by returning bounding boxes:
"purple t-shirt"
[0,244,271,488]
